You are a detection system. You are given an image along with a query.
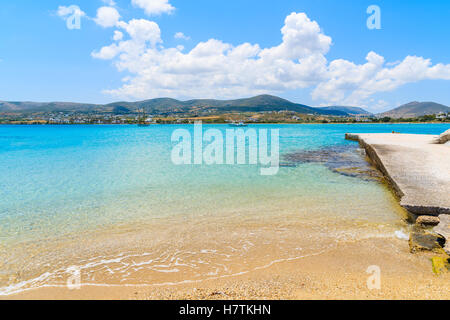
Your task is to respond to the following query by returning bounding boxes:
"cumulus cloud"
[92,18,162,60]
[113,30,123,41]
[174,32,190,40]
[56,5,86,30]
[57,5,85,18]
[259,13,331,61]
[91,11,450,108]
[93,13,330,99]
[131,0,175,16]
[57,5,86,24]
[312,53,450,107]
[94,6,120,28]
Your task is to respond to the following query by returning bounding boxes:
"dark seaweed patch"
[281,144,382,181]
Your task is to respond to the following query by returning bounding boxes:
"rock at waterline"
[431,129,450,144]
[409,228,446,253]
[416,215,440,227]
[434,214,450,255]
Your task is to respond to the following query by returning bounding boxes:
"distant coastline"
[1,95,449,126]
[0,121,449,126]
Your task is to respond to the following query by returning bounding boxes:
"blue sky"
[0,0,449,111]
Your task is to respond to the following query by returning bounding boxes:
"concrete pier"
[345,133,450,216]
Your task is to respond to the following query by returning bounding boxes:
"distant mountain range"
[0,95,349,116]
[0,101,102,113]
[378,101,450,118]
[318,106,373,116]
[1,95,448,118]
[106,95,352,115]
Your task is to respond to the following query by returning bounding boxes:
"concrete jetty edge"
[345,133,450,216]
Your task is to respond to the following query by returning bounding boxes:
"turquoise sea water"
[0,123,448,294]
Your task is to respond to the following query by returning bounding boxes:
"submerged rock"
[416,215,440,227]
[333,167,383,180]
[409,227,446,253]
[282,145,382,181]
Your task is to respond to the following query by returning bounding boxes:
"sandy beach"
[5,237,449,300]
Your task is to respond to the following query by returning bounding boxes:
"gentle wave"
[0,230,406,296]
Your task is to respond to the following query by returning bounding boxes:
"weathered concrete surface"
[345,133,450,216]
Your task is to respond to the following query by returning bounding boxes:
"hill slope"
[318,106,372,116]
[379,102,449,118]
[106,95,347,115]
[0,95,348,116]
[0,101,102,113]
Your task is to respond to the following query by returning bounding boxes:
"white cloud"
[117,19,162,45]
[93,12,330,99]
[259,13,331,61]
[174,32,190,40]
[94,6,121,28]
[56,5,86,30]
[57,5,86,18]
[92,11,450,109]
[56,4,86,27]
[113,30,123,41]
[92,18,162,60]
[131,0,175,16]
[312,53,450,107]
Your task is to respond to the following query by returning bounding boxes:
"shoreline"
[346,132,450,255]
[0,122,449,126]
[3,238,449,300]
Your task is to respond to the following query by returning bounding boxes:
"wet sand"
[5,238,449,300]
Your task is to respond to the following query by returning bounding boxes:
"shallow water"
[0,123,448,294]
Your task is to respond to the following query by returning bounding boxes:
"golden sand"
[5,238,449,300]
